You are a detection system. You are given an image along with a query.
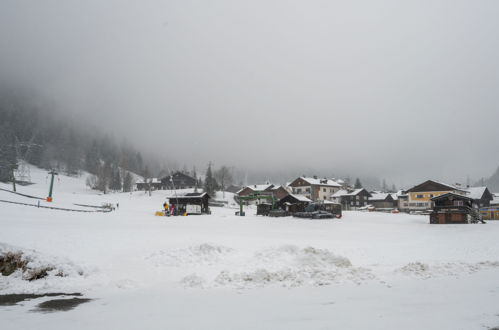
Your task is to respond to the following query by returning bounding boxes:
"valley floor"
[1,172,499,329]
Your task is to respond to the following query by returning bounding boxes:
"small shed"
[278,194,311,213]
[168,192,211,215]
[429,193,473,224]
[369,192,396,210]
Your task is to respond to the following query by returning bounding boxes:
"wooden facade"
[278,194,311,213]
[332,188,371,210]
[464,187,494,208]
[168,192,211,215]
[161,172,197,190]
[271,186,290,200]
[369,193,396,209]
[429,193,473,224]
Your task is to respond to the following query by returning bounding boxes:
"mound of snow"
[147,243,234,267]
[178,245,374,289]
[0,243,86,294]
[396,261,499,279]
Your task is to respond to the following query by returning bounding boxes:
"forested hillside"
[0,90,153,192]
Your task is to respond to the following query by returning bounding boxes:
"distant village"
[136,172,499,223]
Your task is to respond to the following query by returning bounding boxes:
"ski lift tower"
[47,169,58,202]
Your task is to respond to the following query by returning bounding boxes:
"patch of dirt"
[0,252,29,276]
[0,293,82,306]
[32,297,92,313]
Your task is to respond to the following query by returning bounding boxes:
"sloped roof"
[301,177,342,187]
[406,180,465,193]
[289,194,312,202]
[332,188,369,197]
[464,187,490,200]
[430,192,473,202]
[370,192,394,201]
[238,184,274,194]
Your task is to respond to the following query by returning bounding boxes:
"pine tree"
[110,166,122,191]
[123,171,133,192]
[96,162,112,194]
[84,141,100,174]
[354,178,362,189]
[0,129,18,185]
[204,162,217,195]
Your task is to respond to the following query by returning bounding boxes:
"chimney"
[313,175,318,179]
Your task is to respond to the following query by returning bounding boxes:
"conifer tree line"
[0,94,155,193]
[0,93,238,195]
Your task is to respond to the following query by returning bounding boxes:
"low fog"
[1,0,499,187]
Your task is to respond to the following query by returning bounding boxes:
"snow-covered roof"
[464,187,487,200]
[289,194,312,202]
[301,177,342,187]
[169,192,209,199]
[406,180,466,193]
[332,188,365,197]
[238,184,274,194]
[370,193,392,201]
[332,189,348,197]
[250,184,273,191]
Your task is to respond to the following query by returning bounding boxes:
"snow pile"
[396,261,499,278]
[147,243,234,267]
[0,243,85,293]
[179,245,374,289]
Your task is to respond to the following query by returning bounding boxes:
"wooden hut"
[369,192,396,210]
[429,193,473,224]
[168,192,211,215]
[278,194,312,213]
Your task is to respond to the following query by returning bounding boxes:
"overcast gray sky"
[1,0,498,187]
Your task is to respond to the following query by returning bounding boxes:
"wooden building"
[237,184,276,205]
[271,185,290,200]
[331,188,371,210]
[136,178,162,191]
[405,180,466,212]
[278,194,312,213]
[161,172,197,190]
[238,184,274,197]
[369,192,396,209]
[168,192,210,215]
[464,186,494,207]
[429,193,473,224]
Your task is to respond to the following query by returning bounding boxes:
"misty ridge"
[1,1,499,192]
[1,86,498,194]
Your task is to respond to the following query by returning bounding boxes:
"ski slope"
[1,165,499,330]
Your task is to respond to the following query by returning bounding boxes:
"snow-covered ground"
[1,165,499,329]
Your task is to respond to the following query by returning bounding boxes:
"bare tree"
[215,165,233,198]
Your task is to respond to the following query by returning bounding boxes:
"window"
[324,196,327,200]
[454,200,464,206]
[323,188,326,192]
[306,188,310,193]
[297,188,302,193]
[416,194,423,199]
